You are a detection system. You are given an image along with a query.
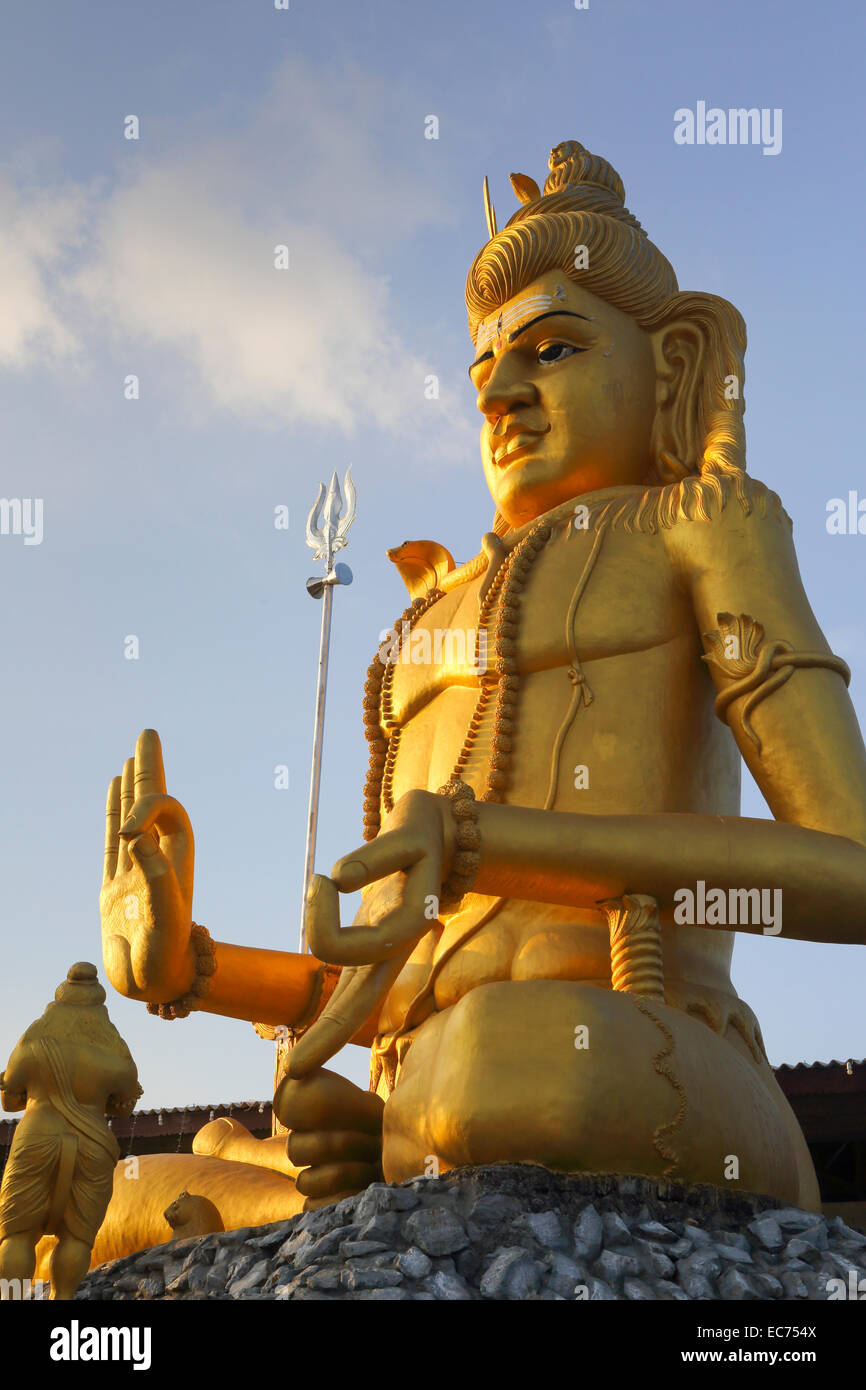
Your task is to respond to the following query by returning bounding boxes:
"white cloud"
[0,57,475,454]
[73,164,425,434]
[0,174,89,365]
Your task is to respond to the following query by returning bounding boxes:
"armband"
[702,612,850,753]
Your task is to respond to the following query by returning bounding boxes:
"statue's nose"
[476,368,538,421]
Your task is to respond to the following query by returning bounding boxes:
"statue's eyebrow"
[468,309,593,375]
[468,348,494,376]
[508,309,592,342]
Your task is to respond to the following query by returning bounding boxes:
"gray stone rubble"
[74,1165,866,1301]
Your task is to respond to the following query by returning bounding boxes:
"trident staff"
[300,467,356,951]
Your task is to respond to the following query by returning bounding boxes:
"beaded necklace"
[361,519,552,839]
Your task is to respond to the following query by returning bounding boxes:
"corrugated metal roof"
[126,1102,269,1115]
[776,1060,864,1073]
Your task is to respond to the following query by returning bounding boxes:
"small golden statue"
[100,140,866,1228]
[0,963,141,1299]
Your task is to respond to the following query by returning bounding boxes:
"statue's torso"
[14,1043,135,1135]
[377,518,744,1033]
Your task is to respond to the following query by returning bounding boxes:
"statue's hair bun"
[543,140,626,205]
[55,961,106,1006]
[506,140,644,239]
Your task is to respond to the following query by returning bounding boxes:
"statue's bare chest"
[386,526,689,723]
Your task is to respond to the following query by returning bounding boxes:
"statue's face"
[470,271,658,527]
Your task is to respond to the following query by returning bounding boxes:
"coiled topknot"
[543,139,625,203]
[466,139,677,342]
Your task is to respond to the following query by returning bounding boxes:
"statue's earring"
[652,382,691,484]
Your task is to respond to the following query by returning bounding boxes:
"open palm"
[100,729,196,1003]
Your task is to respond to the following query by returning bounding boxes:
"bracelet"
[437,780,481,912]
[146,923,216,1021]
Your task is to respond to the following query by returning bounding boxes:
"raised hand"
[100,729,196,1004]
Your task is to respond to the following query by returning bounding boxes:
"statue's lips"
[492,429,549,467]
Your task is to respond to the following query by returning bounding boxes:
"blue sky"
[0,0,863,1109]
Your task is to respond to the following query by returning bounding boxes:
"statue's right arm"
[193,944,343,1029]
[100,731,382,1037]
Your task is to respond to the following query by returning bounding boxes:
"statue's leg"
[48,1228,91,1301]
[382,980,804,1206]
[0,1234,38,1296]
[86,1153,304,1267]
[192,1117,301,1179]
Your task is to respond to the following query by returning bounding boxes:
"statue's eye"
[537,342,579,366]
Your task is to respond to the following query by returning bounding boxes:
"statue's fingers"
[286,1011,361,1078]
[306,876,416,965]
[120,793,193,898]
[117,758,135,874]
[103,776,121,885]
[302,1189,366,1213]
[119,793,191,841]
[127,830,171,882]
[305,876,384,965]
[295,1161,378,1199]
[287,1129,382,1167]
[326,851,440,963]
[134,729,167,798]
[275,1067,383,1133]
[288,956,408,1077]
[330,831,426,893]
[380,848,442,938]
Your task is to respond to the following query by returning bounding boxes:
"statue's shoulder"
[589,471,791,539]
[641,472,798,585]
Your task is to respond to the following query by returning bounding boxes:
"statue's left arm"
[464,480,866,945]
[668,477,866,847]
[106,1064,144,1119]
[465,483,866,945]
[0,1044,29,1111]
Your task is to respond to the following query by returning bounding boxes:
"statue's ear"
[649,318,707,483]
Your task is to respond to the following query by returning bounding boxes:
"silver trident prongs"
[305,466,356,586]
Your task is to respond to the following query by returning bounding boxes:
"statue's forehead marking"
[476,283,573,350]
[476,292,552,350]
[475,281,582,351]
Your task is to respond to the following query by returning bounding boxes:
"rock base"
[76,1164,866,1301]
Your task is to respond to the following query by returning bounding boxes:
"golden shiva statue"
[0,963,141,1299]
[99,139,866,1234]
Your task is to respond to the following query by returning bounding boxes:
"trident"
[299,467,356,951]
